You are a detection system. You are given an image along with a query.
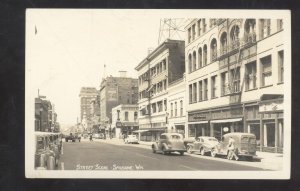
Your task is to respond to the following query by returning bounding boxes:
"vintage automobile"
[65,132,81,142]
[151,133,186,155]
[186,136,219,156]
[210,132,257,161]
[35,132,61,170]
[124,134,139,144]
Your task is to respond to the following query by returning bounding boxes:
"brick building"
[99,71,138,129]
[135,39,185,142]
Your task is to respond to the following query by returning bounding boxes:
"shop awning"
[188,121,208,125]
[132,130,149,133]
[210,118,242,123]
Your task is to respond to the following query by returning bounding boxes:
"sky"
[26,9,185,126]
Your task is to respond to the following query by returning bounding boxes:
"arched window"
[193,51,197,71]
[203,45,207,66]
[210,38,217,62]
[230,25,240,50]
[198,47,202,68]
[220,32,227,55]
[188,54,192,73]
[244,19,256,43]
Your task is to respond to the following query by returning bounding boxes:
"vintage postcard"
[25,9,291,179]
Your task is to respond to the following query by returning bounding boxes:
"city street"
[59,139,268,171]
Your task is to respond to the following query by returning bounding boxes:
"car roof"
[224,132,256,137]
[198,136,217,139]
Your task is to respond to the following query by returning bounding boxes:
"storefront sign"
[188,112,210,122]
[259,100,283,113]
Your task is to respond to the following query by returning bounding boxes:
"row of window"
[138,59,167,85]
[170,100,184,118]
[187,19,284,74]
[140,100,167,116]
[120,111,138,121]
[139,79,167,100]
[188,51,284,104]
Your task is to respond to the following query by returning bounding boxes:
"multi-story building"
[167,76,186,136]
[135,39,185,142]
[99,71,138,129]
[90,93,101,133]
[185,18,285,153]
[35,96,56,132]
[111,104,139,139]
[79,87,98,132]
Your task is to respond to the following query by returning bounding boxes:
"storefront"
[188,105,244,140]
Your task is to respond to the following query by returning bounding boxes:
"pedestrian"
[89,134,93,142]
[227,137,239,161]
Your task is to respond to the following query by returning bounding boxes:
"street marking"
[136,153,159,160]
[61,162,64,170]
[179,165,198,170]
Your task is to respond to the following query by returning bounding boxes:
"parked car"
[183,137,196,147]
[65,133,81,142]
[152,133,186,155]
[35,132,61,170]
[210,132,257,161]
[186,136,219,156]
[124,134,139,144]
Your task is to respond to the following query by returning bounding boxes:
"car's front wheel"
[162,147,167,155]
[152,147,156,153]
[211,148,217,157]
[179,151,184,156]
[200,147,205,156]
[187,146,192,154]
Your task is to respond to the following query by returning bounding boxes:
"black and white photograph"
[25,9,291,179]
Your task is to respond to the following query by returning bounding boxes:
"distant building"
[99,71,138,129]
[111,104,139,139]
[135,39,185,142]
[79,87,98,132]
[90,93,101,133]
[35,97,55,132]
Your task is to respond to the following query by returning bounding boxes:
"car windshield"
[128,135,136,138]
[170,135,182,140]
[208,138,218,142]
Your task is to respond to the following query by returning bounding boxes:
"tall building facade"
[79,87,98,132]
[185,18,285,153]
[99,71,138,128]
[135,39,185,142]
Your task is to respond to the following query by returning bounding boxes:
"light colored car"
[211,132,257,161]
[124,135,139,144]
[151,133,186,155]
[186,136,219,156]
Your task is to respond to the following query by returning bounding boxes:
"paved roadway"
[59,141,265,171]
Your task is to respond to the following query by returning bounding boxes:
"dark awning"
[260,94,284,101]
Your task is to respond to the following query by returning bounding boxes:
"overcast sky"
[26,9,185,125]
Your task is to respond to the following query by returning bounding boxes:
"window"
[203,45,207,66]
[199,81,203,101]
[203,79,208,100]
[230,67,240,93]
[245,62,257,90]
[221,72,229,96]
[188,28,191,43]
[171,103,173,117]
[277,19,283,31]
[180,100,183,116]
[164,99,167,111]
[210,39,217,62]
[192,24,196,40]
[134,112,138,121]
[260,19,271,39]
[278,51,284,83]
[193,82,197,103]
[175,102,177,117]
[198,48,202,68]
[261,55,272,87]
[220,32,227,55]
[193,51,197,71]
[202,19,206,33]
[163,59,166,70]
[211,75,217,98]
[163,79,167,90]
[189,84,192,104]
[152,103,157,113]
[197,20,201,36]
[125,111,129,121]
[188,54,192,73]
[158,101,163,112]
